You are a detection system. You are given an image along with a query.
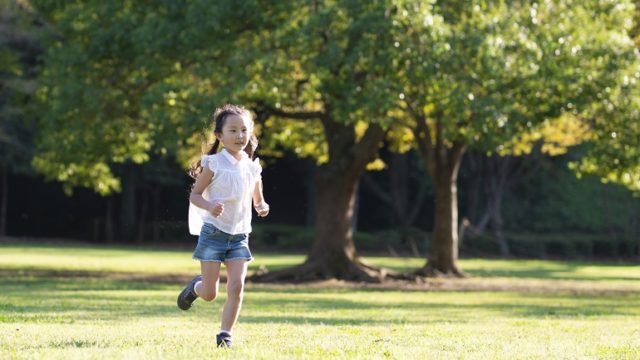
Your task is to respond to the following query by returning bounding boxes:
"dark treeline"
[6,145,640,259]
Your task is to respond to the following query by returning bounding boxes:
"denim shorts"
[192,223,253,263]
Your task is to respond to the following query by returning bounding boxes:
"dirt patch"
[0,269,197,284]
[249,278,640,295]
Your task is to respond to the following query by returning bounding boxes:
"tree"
[30,1,225,241]
[237,1,400,281]
[31,0,401,279]
[390,1,640,275]
[31,0,234,185]
[560,0,640,194]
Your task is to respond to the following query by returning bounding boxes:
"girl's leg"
[196,261,222,302]
[220,259,248,331]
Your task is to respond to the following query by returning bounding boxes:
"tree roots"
[247,257,462,284]
[413,262,468,278]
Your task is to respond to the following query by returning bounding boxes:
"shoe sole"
[177,275,202,310]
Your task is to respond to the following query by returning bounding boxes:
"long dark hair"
[189,104,258,179]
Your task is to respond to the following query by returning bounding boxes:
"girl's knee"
[226,280,244,299]
[198,282,219,301]
[200,289,218,302]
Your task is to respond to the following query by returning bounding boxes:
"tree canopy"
[381,0,640,274]
[26,0,640,278]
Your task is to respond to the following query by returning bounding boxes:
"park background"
[1,0,640,358]
[1,0,639,262]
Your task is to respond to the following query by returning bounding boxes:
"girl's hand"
[208,202,224,218]
[254,201,270,217]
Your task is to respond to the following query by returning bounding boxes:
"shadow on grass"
[2,275,639,326]
[464,260,640,282]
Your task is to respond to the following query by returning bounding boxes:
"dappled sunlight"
[2,245,640,359]
[2,244,639,287]
[459,258,640,281]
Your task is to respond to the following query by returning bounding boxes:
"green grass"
[1,243,639,359]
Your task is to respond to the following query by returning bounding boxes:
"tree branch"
[406,100,436,177]
[351,123,385,172]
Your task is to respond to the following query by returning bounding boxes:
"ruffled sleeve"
[250,157,262,181]
[201,154,219,174]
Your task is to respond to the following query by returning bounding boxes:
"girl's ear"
[214,132,223,141]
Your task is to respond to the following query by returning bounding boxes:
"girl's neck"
[224,148,243,161]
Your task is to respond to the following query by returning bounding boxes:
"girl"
[177,104,269,349]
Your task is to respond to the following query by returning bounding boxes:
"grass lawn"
[1,242,639,359]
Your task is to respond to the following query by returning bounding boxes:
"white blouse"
[188,149,262,235]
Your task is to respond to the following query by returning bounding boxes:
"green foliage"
[32,1,181,193]
[571,77,640,192]
[250,224,408,252]
[504,155,640,236]
[466,232,637,259]
[30,0,262,193]
[567,0,640,192]
[226,0,400,164]
[393,0,636,143]
[30,0,402,194]
[388,0,640,194]
[28,0,640,195]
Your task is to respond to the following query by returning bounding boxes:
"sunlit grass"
[1,242,640,359]
[2,243,639,278]
[2,276,639,359]
[0,243,303,274]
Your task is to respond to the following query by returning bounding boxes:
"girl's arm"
[253,180,269,217]
[190,167,224,218]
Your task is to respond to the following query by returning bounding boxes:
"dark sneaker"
[216,332,232,348]
[177,275,202,310]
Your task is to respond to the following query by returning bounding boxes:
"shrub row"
[464,232,639,258]
[137,221,638,259]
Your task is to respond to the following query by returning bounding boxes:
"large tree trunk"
[416,155,465,277]
[253,163,387,282]
[251,119,391,283]
[412,118,467,277]
[301,171,379,280]
[310,172,357,261]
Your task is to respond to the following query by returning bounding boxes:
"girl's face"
[215,114,252,155]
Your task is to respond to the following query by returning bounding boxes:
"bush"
[250,224,315,250]
[250,224,432,255]
[461,232,638,259]
[507,233,636,258]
